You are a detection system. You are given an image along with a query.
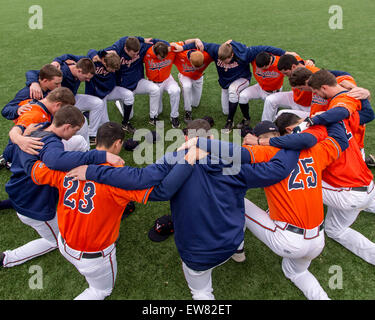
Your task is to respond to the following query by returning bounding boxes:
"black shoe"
[236,118,251,129]
[149,117,159,126]
[365,154,375,168]
[184,111,192,123]
[89,136,96,146]
[0,252,4,267]
[122,122,136,134]
[223,120,233,133]
[0,154,10,170]
[171,117,180,128]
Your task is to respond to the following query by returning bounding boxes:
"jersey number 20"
[63,177,96,214]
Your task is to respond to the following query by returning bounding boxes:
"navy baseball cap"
[123,138,139,151]
[253,121,279,137]
[148,215,174,242]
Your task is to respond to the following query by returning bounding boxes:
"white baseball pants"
[238,83,280,104]
[244,199,329,300]
[262,91,310,121]
[151,75,181,119]
[62,135,89,152]
[102,86,132,123]
[322,180,375,265]
[2,213,58,268]
[75,94,106,138]
[221,78,250,115]
[58,233,117,300]
[178,73,204,112]
[181,241,244,300]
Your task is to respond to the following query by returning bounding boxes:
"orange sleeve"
[310,137,342,169]
[110,186,155,207]
[242,145,279,163]
[31,160,64,188]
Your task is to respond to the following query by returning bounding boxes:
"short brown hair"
[218,43,233,61]
[277,54,299,71]
[52,105,85,128]
[190,51,204,68]
[289,67,313,87]
[46,87,76,106]
[76,58,95,75]
[153,42,169,59]
[125,37,141,52]
[185,119,211,138]
[307,69,337,89]
[96,122,125,148]
[39,64,63,81]
[103,52,121,71]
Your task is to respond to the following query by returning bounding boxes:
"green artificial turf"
[0,0,375,302]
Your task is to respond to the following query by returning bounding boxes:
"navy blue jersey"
[183,41,285,89]
[103,36,167,90]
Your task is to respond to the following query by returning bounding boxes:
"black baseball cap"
[253,121,279,137]
[148,215,174,242]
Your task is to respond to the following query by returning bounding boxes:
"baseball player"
[25,57,99,147]
[0,106,114,268]
[182,39,287,132]
[143,41,181,128]
[261,54,320,122]
[2,64,62,121]
[102,36,168,128]
[288,67,371,158]
[259,91,375,265]
[173,39,214,122]
[26,121,199,300]
[239,119,349,300]
[68,119,300,300]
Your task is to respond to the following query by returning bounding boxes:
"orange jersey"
[174,41,213,80]
[251,55,284,91]
[309,74,357,116]
[305,124,373,188]
[14,100,52,128]
[292,65,320,106]
[243,131,342,229]
[144,46,176,83]
[31,161,153,252]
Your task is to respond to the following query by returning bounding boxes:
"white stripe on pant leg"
[182,262,215,300]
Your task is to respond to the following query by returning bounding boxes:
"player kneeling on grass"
[72,119,300,300]
[187,117,349,300]
[25,121,204,300]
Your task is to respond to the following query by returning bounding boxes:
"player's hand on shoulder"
[50,61,61,70]
[66,165,88,181]
[144,38,153,44]
[23,123,42,136]
[170,42,183,52]
[184,146,208,165]
[106,152,125,167]
[17,104,32,116]
[17,135,44,155]
[242,133,258,146]
[177,137,198,152]
[29,82,43,100]
[347,87,371,100]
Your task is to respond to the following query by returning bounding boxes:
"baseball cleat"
[0,252,4,267]
[184,111,192,123]
[231,248,246,263]
[171,117,180,129]
[89,136,97,147]
[222,120,233,134]
[122,122,136,134]
[236,118,251,129]
[149,117,159,126]
[365,154,375,168]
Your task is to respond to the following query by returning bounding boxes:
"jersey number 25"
[288,157,317,191]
